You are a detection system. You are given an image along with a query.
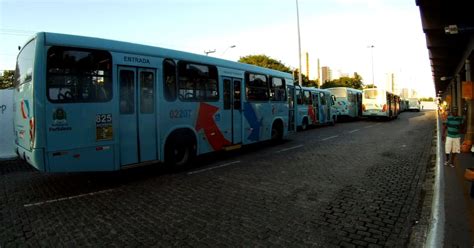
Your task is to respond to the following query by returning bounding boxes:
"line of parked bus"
[12,32,418,173]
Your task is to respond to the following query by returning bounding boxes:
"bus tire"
[165,131,196,170]
[301,117,308,131]
[271,120,284,142]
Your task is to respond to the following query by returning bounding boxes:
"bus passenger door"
[118,66,157,166]
[223,77,242,144]
[312,93,319,123]
[287,85,296,131]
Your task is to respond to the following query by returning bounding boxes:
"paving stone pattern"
[0,111,435,247]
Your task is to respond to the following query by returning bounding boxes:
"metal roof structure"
[416,0,474,93]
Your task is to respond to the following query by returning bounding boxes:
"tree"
[238,55,292,73]
[364,84,377,89]
[0,70,15,89]
[321,73,364,90]
[292,69,319,87]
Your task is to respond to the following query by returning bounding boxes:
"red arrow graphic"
[196,102,231,151]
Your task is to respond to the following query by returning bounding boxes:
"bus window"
[270,77,286,101]
[296,88,302,105]
[163,59,177,101]
[47,47,112,103]
[320,92,326,105]
[223,79,231,110]
[331,88,347,98]
[177,61,218,101]
[140,71,154,114]
[120,70,135,114]
[246,73,269,101]
[303,90,312,105]
[14,38,36,88]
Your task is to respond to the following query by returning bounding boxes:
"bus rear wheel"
[271,121,284,142]
[165,133,196,170]
[301,118,308,131]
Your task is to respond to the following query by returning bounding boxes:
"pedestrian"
[443,107,464,167]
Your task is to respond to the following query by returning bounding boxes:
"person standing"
[443,107,464,167]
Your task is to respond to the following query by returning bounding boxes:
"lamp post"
[204,49,216,56]
[221,45,236,56]
[296,0,303,85]
[368,45,375,86]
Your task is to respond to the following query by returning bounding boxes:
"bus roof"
[34,32,293,79]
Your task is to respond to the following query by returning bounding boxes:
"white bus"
[408,98,421,112]
[362,88,399,120]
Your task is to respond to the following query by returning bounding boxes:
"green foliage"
[293,69,319,87]
[0,70,15,89]
[364,84,377,89]
[321,73,364,90]
[238,54,292,73]
[419,97,434,101]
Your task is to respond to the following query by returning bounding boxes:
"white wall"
[0,89,17,159]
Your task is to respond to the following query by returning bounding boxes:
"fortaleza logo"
[124,56,150,64]
[49,108,72,132]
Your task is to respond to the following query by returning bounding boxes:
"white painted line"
[321,135,338,141]
[187,161,241,175]
[275,144,304,153]
[364,125,374,128]
[24,189,114,208]
[348,129,360,133]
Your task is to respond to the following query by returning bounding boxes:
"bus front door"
[118,66,158,166]
[223,77,242,144]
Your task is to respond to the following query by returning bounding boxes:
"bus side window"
[296,89,303,105]
[320,92,326,105]
[178,62,219,101]
[270,77,286,101]
[246,72,269,101]
[163,59,177,101]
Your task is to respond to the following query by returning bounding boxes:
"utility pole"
[296,0,303,85]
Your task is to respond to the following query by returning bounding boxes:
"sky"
[0,0,435,97]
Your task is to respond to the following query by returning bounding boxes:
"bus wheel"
[165,133,196,169]
[301,118,308,131]
[271,121,284,142]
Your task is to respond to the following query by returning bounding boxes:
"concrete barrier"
[0,89,17,160]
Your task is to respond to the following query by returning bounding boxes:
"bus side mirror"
[331,95,336,104]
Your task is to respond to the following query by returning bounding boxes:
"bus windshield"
[364,89,379,99]
[330,88,347,98]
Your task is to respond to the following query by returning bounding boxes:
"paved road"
[0,111,435,247]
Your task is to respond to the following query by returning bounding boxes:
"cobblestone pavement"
[0,111,435,247]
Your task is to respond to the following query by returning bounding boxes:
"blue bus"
[327,87,362,119]
[295,86,336,130]
[13,32,295,172]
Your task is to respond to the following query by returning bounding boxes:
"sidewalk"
[443,151,474,247]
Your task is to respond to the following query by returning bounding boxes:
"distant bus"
[13,32,295,172]
[327,87,362,119]
[400,98,409,112]
[362,88,399,119]
[295,86,336,130]
[408,98,421,112]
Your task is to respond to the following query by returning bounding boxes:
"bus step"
[224,144,242,151]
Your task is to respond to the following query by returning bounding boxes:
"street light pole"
[221,45,236,56]
[204,49,216,56]
[296,0,303,85]
[368,45,375,86]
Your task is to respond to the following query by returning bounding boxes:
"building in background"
[321,66,332,83]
